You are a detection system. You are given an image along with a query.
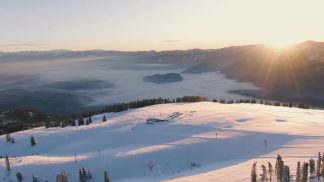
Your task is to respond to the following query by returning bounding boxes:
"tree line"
[251,152,324,182]
[2,96,315,134]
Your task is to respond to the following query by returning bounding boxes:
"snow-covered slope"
[1,102,323,181]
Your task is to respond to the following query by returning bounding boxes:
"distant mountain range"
[1,40,323,109]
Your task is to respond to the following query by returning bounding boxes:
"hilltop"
[1,102,323,181]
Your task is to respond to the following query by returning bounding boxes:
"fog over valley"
[0,51,259,115]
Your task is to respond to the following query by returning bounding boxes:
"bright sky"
[1,0,324,51]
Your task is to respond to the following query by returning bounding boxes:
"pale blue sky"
[1,0,324,51]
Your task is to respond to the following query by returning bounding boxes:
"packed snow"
[1,102,324,181]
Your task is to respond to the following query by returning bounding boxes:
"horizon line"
[0,40,320,54]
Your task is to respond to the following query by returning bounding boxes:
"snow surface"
[1,102,324,181]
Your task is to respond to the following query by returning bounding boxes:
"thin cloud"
[161,40,182,43]
[0,43,45,47]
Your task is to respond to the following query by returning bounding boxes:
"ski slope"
[1,102,324,181]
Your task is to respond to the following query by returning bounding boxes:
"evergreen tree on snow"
[82,168,87,179]
[32,174,38,182]
[79,169,85,182]
[16,171,23,182]
[281,165,290,182]
[85,119,90,125]
[56,171,68,182]
[309,159,315,177]
[275,154,284,182]
[5,155,10,171]
[31,135,36,146]
[103,115,107,122]
[79,167,91,181]
[321,153,324,177]
[251,162,257,182]
[302,162,309,182]
[261,165,267,181]
[78,117,84,125]
[296,161,301,182]
[88,117,92,124]
[6,134,11,143]
[6,134,15,144]
[268,162,273,182]
[317,152,321,180]
[86,169,92,179]
[104,170,110,182]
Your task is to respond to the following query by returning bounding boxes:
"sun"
[264,39,300,49]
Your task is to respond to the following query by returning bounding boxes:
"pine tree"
[32,174,38,182]
[56,171,68,182]
[275,154,284,182]
[282,165,290,182]
[317,152,321,180]
[268,162,273,182]
[79,169,85,182]
[309,159,315,177]
[104,170,110,182]
[103,115,107,122]
[302,162,309,182]
[296,161,301,182]
[6,134,11,143]
[45,121,50,128]
[31,135,36,146]
[251,162,257,182]
[78,117,84,125]
[261,165,267,181]
[321,153,324,178]
[82,168,87,179]
[16,171,23,182]
[88,117,92,124]
[5,155,10,171]
[86,169,92,179]
[79,167,91,182]
[11,137,15,144]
